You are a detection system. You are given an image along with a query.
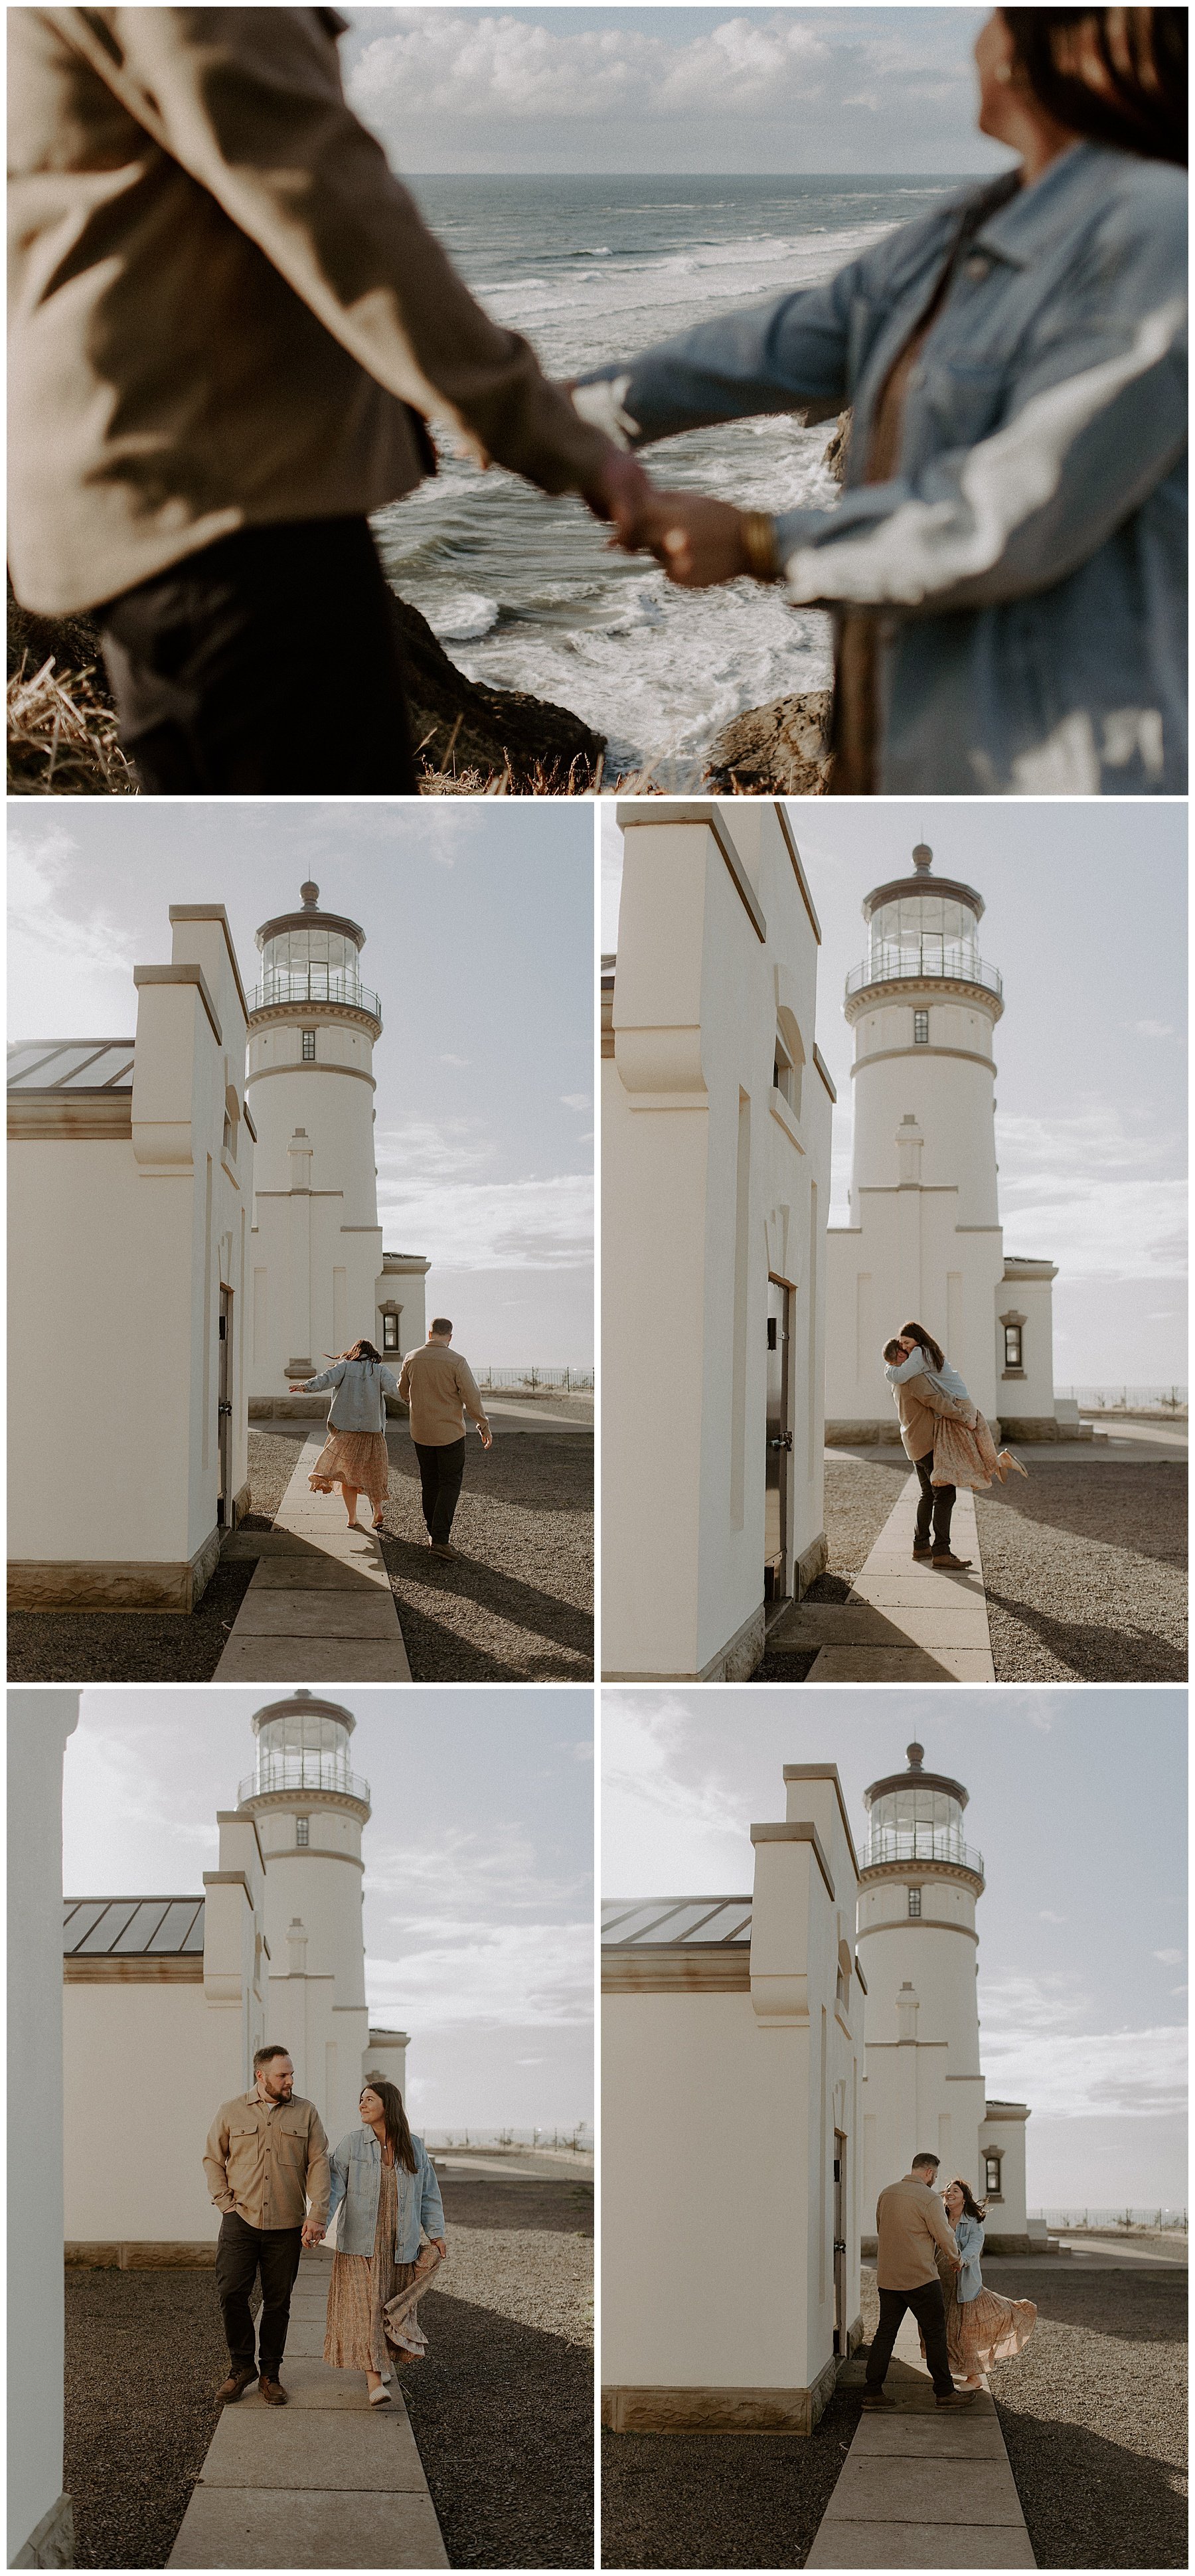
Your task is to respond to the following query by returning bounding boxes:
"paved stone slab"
[202,2407,426,2491]
[167,2488,447,2567]
[828,2456,1026,2526]
[167,2247,447,2568]
[248,1557,392,1590]
[804,1646,996,1682]
[807,2521,1035,2567]
[801,1473,995,1683]
[233,1587,400,1638]
[852,2413,1007,2460]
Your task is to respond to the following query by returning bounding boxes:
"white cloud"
[979,1969,1188,2119]
[376,1115,592,1270]
[364,1818,593,2034]
[601,1692,744,1849]
[560,1093,591,1112]
[8,819,139,1032]
[350,11,835,135]
[995,1103,1187,1284]
[439,1052,469,1066]
[1130,1020,1176,1038]
[1153,1949,1184,1967]
[1038,1910,1066,1923]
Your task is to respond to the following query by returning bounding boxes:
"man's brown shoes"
[861,2389,896,2407]
[936,2389,978,2407]
[932,1550,973,1571]
[260,2376,288,2405]
[216,2365,257,2404]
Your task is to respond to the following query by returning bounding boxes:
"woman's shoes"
[368,2384,392,2405]
[998,1449,1029,1478]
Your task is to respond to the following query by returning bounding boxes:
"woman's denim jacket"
[955,2212,985,2304]
[575,143,1186,794]
[301,1358,400,1436]
[327,2127,445,2261]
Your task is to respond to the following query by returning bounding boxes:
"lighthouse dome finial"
[300,880,319,910]
[911,843,933,872]
[907,1741,925,1770]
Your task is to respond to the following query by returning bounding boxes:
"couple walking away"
[204,2046,446,2410]
[884,1319,1028,1571]
[865,2152,1037,2407]
[293,1318,491,1560]
[9,9,1186,798]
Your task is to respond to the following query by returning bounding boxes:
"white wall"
[9,910,252,1595]
[603,805,831,1678]
[9,1690,79,2570]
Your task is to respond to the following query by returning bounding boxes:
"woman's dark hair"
[361,2073,418,2174]
[899,1320,945,1372]
[951,2176,989,2223]
[1003,9,1186,166]
[339,1338,381,1364]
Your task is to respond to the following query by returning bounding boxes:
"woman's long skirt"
[309,1428,390,1514]
[931,1405,1004,1492]
[323,2159,428,2372]
[931,2250,1037,2379]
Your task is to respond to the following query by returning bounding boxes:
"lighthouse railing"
[846,943,1002,1001]
[252,967,381,1016]
[866,1823,985,1877]
[238,1754,370,1804]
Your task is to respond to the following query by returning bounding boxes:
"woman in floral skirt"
[323,2077,447,2404]
[935,2178,1037,2387]
[290,1338,400,1532]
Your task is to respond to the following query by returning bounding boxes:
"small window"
[908,1886,921,1919]
[296,1816,309,1848]
[984,2151,1002,2199]
[914,1010,929,1044]
[382,1314,400,1352]
[301,1030,315,1062]
[773,1037,795,1107]
[1004,1323,1022,1370]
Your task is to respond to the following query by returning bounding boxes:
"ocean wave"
[425,591,499,643]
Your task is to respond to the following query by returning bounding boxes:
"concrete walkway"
[215,1435,412,1682]
[168,2251,446,2568]
[807,2306,1034,2569]
[771,1472,995,1681]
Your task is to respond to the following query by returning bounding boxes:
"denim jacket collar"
[971,139,1110,268]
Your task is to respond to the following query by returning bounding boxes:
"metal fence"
[1058,1385,1187,1411]
[474,1367,594,1390]
[866,1824,984,1876]
[422,2126,594,2150]
[846,943,1002,1000]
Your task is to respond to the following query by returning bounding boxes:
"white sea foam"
[425,591,500,642]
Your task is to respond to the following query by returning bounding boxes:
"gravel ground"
[976,1464,1186,1680]
[64,2266,228,2569]
[405,2174,594,2568]
[602,2387,862,2568]
[989,2265,1187,2566]
[9,1419,592,1682]
[760,1455,908,1680]
[433,2228,592,2344]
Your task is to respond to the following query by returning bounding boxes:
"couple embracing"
[884,1319,1028,1571]
[864,2150,1037,2408]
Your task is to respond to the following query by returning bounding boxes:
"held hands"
[301,2219,325,2248]
[632,494,763,588]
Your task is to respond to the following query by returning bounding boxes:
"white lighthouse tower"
[236,1691,408,2154]
[246,880,429,1408]
[825,843,1062,1441]
[857,1741,1030,2253]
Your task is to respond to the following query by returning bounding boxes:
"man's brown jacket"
[9,8,613,611]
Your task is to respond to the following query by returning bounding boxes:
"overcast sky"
[8,802,594,1366]
[603,1688,1188,2208]
[602,803,1187,1387]
[63,1687,594,2136]
[342,6,1010,177]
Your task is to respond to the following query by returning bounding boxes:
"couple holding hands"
[9,7,1184,794]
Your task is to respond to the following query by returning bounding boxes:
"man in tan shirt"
[204,2044,330,2406]
[398,1318,491,1560]
[889,1348,973,1572]
[864,2153,975,2409]
[8,8,652,791]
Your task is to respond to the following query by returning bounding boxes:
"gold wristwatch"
[740,511,782,583]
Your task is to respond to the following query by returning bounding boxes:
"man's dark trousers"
[215,2212,303,2379]
[99,517,418,793]
[414,1437,466,1546]
[914,1456,955,1552]
[865,2277,955,2398]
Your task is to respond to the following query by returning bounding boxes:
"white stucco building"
[603,802,835,1682]
[858,1740,1031,2253]
[63,1694,409,2257]
[825,843,1071,1442]
[601,1762,865,2433]
[246,882,428,1415]
[9,906,256,1610]
[9,1690,80,2570]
